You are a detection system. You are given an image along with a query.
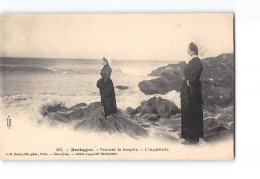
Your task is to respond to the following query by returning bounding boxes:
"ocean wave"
[48,67,100,74]
[0,65,137,75]
[0,66,54,73]
[0,65,101,74]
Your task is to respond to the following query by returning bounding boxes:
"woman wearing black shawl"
[181,43,204,144]
[96,57,117,117]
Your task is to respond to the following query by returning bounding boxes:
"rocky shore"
[40,97,233,142]
[39,53,234,142]
[138,53,234,140]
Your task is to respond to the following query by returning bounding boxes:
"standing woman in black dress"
[181,42,203,144]
[96,57,117,118]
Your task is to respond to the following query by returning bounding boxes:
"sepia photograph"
[0,13,234,160]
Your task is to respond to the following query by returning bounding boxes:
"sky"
[0,13,234,61]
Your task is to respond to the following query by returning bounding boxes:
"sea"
[0,57,181,123]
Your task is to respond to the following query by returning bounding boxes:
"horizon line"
[0,53,233,61]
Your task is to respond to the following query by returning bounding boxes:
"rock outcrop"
[40,95,233,142]
[138,53,234,110]
[138,77,182,95]
[42,102,148,138]
[126,96,180,119]
[137,54,234,141]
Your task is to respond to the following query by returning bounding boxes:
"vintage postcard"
[0,13,234,160]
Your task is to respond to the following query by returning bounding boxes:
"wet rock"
[202,82,233,110]
[40,102,68,117]
[126,107,136,117]
[216,106,234,129]
[203,106,234,141]
[68,109,84,119]
[135,96,180,118]
[204,124,229,141]
[116,85,129,90]
[134,113,141,118]
[168,129,176,132]
[200,53,234,80]
[147,115,160,123]
[218,106,234,119]
[68,103,87,110]
[172,112,181,118]
[203,110,212,118]
[138,77,183,95]
[43,102,148,138]
[141,124,150,128]
[203,117,217,127]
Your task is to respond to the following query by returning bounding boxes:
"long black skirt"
[97,79,117,115]
[180,81,203,140]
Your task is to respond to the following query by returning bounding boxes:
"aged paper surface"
[0,13,234,160]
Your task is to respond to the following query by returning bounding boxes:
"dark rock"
[64,103,88,119]
[138,77,182,95]
[205,125,228,134]
[135,106,144,114]
[135,96,180,119]
[202,82,233,110]
[203,110,212,118]
[47,112,71,123]
[134,114,159,126]
[172,112,181,118]
[141,124,150,128]
[138,53,234,111]
[68,109,84,119]
[116,85,129,90]
[168,129,176,132]
[43,102,148,138]
[141,113,156,120]
[149,61,186,78]
[14,97,27,101]
[200,53,234,80]
[134,113,141,118]
[216,106,234,129]
[40,102,68,117]
[126,107,136,116]
[203,106,234,141]
[204,123,229,141]
[218,106,234,120]
[141,114,160,124]
[70,103,87,109]
[208,120,220,128]
[148,53,233,86]
[204,117,218,127]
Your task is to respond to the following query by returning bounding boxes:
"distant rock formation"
[138,53,234,110]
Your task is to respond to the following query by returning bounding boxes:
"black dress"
[96,65,117,115]
[181,57,203,140]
